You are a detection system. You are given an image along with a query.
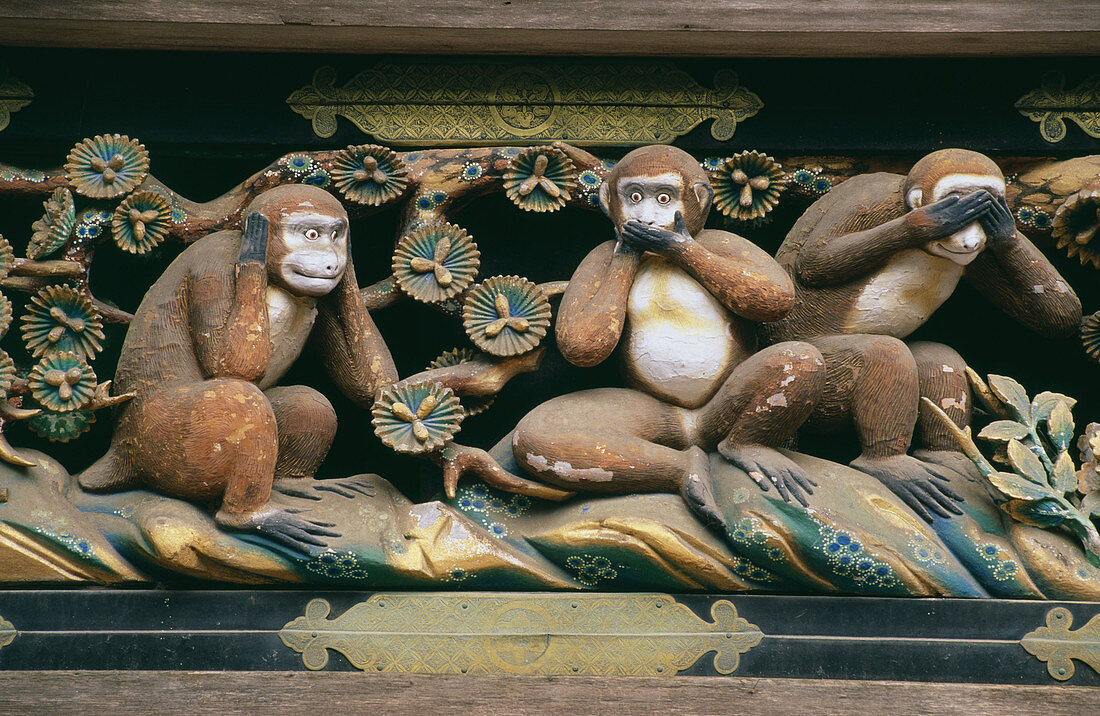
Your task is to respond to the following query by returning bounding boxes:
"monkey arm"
[188,236,272,382]
[314,259,399,408]
[672,230,795,322]
[555,239,642,367]
[964,236,1083,338]
[794,214,930,287]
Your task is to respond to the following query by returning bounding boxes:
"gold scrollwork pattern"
[287,62,762,146]
[0,615,15,650]
[279,593,763,676]
[0,64,33,133]
[1020,606,1100,680]
[1015,72,1100,144]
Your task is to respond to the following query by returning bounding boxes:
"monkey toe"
[679,446,725,530]
[849,453,965,523]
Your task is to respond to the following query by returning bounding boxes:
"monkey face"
[612,173,684,231]
[270,211,348,296]
[918,175,1005,266]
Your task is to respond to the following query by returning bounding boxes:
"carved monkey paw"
[849,454,965,523]
[718,442,817,507]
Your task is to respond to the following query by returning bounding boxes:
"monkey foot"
[215,506,340,556]
[849,453,965,523]
[679,445,725,530]
[718,442,817,507]
[913,448,984,483]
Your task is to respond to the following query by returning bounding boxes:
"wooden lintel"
[0,1,1098,56]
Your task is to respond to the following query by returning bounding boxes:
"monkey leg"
[512,388,722,526]
[694,342,826,505]
[910,341,972,451]
[910,341,983,481]
[807,334,964,522]
[266,385,337,480]
[123,379,336,553]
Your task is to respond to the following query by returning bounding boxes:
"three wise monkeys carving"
[77,146,1083,550]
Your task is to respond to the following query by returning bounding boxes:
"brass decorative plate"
[280,593,763,675]
[287,61,762,146]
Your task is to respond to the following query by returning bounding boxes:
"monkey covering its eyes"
[77,185,400,553]
[762,148,1082,521]
[509,145,826,525]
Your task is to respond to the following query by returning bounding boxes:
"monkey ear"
[597,181,611,217]
[693,181,714,215]
[906,187,923,209]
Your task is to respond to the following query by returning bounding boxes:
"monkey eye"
[331,230,338,240]
[656,193,671,205]
[630,191,643,203]
[304,228,320,240]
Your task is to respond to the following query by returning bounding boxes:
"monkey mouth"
[291,268,341,280]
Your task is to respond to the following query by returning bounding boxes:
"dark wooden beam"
[2,673,1100,714]
[0,1,1097,56]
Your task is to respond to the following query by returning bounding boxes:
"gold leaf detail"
[0,615,15,650]
[1015,72,1100,144]
[288,63,761,146]
[280,594,763,675]
[1021,606,1100,680]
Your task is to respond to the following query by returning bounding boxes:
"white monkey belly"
[845,249,964,338]
[259,285,318,389]
[622,257,739,408]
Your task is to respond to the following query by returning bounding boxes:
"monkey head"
[244,185,349,297]
[599,145,713,236]
[904,149,1006,266]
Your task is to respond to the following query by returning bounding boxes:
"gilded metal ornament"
[1021,606,1100,680]
[1016,72,1100,144]
[279,594,763,675]
[0,64,32,133]
[288,62,762,146]
[0,615,14,650]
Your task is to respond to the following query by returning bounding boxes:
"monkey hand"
[621,211,691,255]
[718,442,817,507]
[849,454,964,523]
[978,194,1018,249]
[238,210,269,265]
[914,191,994,240]
[431,442,576,502]
[274,476,376,501]
[215,506,340,556]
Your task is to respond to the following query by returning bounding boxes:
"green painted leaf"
[1033,391,1077,422]
[1046,400,1075,452]
[1052,451,1077,493]
[977,420,1029,442]
[988,375,1032,424]
[1007,438,1047,484]
[988,471,1052,500]
[1002,497,1069,528]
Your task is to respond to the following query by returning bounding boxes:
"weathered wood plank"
[0,1,1097,56]
[1,672,1098,714]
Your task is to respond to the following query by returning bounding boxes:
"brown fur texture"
[78,186,398,548]
[761,149,1082,520]
[514,145,825,515]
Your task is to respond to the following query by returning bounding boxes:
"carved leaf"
[1052,451,1078,494]
[1081,492,1100,518]
[1003,497,1070,529]
[1034,391,1078,423]
[1007,439,1047,484]
[978,420,1030,442]
[1047,401,1075,453]
[988,471,1051,501]
[988,375,1032,425]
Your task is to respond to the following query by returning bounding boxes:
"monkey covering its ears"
[509,145,826,526]
[78,185,400,553]
[763,148,1082,522]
